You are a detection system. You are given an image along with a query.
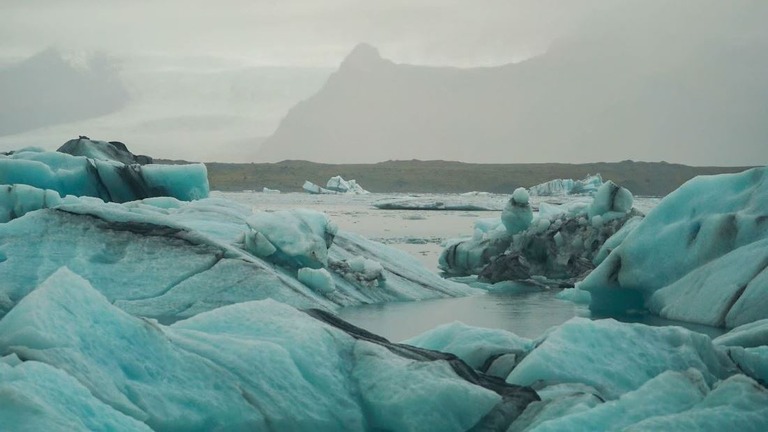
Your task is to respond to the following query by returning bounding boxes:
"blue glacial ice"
[0,185,476,321]
[0,138,208,202]
[0,268,537,431]
[404,321,533,373]
[402,317,768,431]
[580,167,768,327]
[1,146,767,430]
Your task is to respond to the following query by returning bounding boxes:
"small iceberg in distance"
[303,175,369,194]
[529,173,604,197]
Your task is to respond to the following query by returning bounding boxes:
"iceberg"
[505,318,734,400]
[58,136,153,165]
[303,175,369,194]
[404,322,532,374]
[581,167,768,328]
[0,140,208,203]
[0,186,476,321]
[440,181,639,287]
[0,268,538,431]
[403,318,767,431]
[528,173,604,196]
[374,194,507,211]
[326,175,369,194]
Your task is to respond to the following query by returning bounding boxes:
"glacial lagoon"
[218,191,723,342]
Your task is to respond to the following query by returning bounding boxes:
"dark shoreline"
[188,159,755,197]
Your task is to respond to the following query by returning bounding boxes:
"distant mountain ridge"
[258,1,768,166]
[0,48,129,136]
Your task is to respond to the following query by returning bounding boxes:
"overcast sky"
[1,1,766,166]
[0,0,606,67]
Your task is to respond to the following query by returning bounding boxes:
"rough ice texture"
[441,184,639,287]
[246,209,338,268]
[298,267,336,294]
[713,318,768,348]
[326,175,369,194]
[0,188,476,321]
[404,322,532,371]
[0,360,153,431]
[0,268,535,431]
[528,174,604,197]
[0,145,208,203]
[522,369,710,432]
[373,194,507,211]
[506,318,734,400]
[57,136,153,165]
[581,167,768,328]
[621,374,768,432]
[501,188,533,235]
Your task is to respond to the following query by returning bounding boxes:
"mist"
[1,0,766,165]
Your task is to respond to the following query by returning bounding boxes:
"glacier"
[580,167,768,328]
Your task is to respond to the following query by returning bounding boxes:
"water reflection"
[337,291,725,342]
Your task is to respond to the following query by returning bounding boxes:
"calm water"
[337,291,726,342]
[223,191,717,342]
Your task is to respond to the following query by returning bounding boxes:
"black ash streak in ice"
[305,308,540,431]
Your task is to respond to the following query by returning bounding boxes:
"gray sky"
[0,0,600,67]
[1,1,766,165]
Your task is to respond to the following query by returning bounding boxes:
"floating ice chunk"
[246,209,338,268]
[326,175,369,194]
[262,187,281,193]
[0,145,208,203]
[501,188,533,235]
[555,287,592,304]
[587,180,633,218]
[624,374,768,431]
[529,174,604,196]
[506,318,734,400]
[525,369,709,432]
[298,267,336,294]
[0,268,526,431]
[713,318,768,348]
[404,321,532,370]
[647,238,768,327]
[303,180,336,194]
[582,167,768,327]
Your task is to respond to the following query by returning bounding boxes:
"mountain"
[0,48,129,136]
[258,1,768,166]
